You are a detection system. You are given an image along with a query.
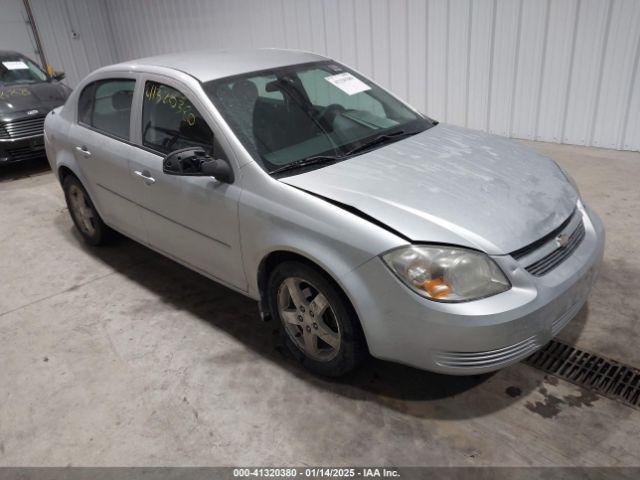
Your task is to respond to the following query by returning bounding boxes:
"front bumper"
[340,202,605,375]
[0,135,46,164]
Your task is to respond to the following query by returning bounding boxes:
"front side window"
[78,79,135,140]
[142,81,215,156]
[0,56,48,85]
[204,61,432,174]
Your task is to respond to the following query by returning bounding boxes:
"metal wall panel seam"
[533,0,551,141]
[444,0,450,121]
[424,0,430,115]
[587,0,614,147]
[620,24,640,150]
[508,0,524,138]
[321,0,329,55]
[464,0,473,128]
[559,0,582,143]
[485,0,498,132]
[405,0,410,104]
[387,0,392,93]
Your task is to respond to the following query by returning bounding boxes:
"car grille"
[510,208,586,277]
[432,335,542,369]
[0,115,46,140]
[1,144,46,162]
[524,220,585,276]
[510,209,575,260]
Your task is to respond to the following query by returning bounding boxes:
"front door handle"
[75,145,92,157]
[134,170,156,185]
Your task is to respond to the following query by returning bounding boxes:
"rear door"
[68,76,147,243]
[127,74,246,290]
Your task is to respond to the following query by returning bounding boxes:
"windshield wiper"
[343,129,420,157]
[270,155,341,176]
[270,129,423,176]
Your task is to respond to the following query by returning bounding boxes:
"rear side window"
[78,79,135,140]
[142,81,215,155]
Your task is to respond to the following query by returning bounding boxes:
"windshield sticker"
[0,87,31,99]
[2,61,29,70]
[324,72,371,96]
[144,83,196,127]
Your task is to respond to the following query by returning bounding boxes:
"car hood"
[280,124,578,255]
[0,82,70,118]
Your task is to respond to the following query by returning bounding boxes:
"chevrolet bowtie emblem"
[555,233,570,248]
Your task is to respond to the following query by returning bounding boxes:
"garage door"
[0,0,42,64]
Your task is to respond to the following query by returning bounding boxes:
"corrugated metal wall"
[0,0,39,60]
[32,0,640,151]
[29,0,116,87]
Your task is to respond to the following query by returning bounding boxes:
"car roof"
[114,48,328,83]
[0,50,26,59]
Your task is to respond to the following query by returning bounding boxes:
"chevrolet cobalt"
[44,49,604,377]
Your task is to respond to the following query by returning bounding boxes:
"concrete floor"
[1,141,639,467]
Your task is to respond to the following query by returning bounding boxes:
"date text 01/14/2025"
[232,467,400,478]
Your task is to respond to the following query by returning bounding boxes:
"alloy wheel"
[277,277,341,362]
[68,184,97,236]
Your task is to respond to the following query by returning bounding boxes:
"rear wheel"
[267,261,366,377]
[63,175,112,246]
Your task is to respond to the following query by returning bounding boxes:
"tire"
[267,261,367,377]
[62,175,113,246]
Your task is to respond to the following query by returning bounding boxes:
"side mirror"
[163,147,234,183]
[200,158,235,183]
[51,71,66,81]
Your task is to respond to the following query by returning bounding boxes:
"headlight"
[382,245,510,302]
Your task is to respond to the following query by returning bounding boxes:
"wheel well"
[257,251,368,350]
[258,251,317,303]
[58,165,76,184]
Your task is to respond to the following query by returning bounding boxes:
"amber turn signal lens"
[423,278,452,299]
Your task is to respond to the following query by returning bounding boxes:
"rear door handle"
[75,145,92,157]
[134,170,156,185]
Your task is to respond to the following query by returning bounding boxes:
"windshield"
[203,61,433,174]
[0,56,48,86]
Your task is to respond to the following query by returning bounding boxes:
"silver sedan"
[44,49,605,377]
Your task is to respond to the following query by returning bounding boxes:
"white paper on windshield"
[2,61,29,70]
[324,72,371,96]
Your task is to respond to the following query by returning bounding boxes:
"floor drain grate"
[526,339,640,409]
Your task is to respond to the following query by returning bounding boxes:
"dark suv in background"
[0,51,70,164]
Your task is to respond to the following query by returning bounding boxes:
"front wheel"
[267,261,367,377]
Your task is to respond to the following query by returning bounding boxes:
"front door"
[128,76,246,291]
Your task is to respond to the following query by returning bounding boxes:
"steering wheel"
[315,103,346,130]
